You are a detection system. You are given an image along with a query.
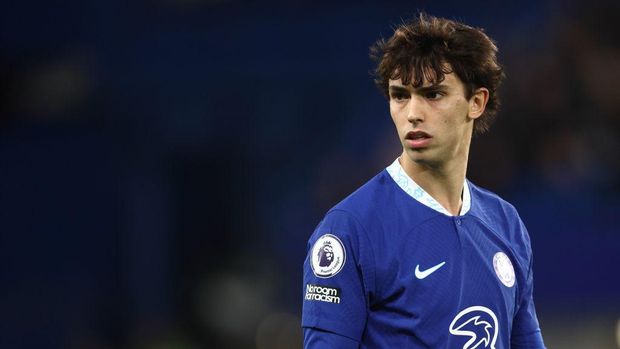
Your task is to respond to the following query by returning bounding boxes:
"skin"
[388,69,489,215]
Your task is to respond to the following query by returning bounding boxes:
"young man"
[302,14,546,348]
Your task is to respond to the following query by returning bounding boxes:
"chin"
[405,149,441,168]
[405,147,429,157]
[404,151,426,163]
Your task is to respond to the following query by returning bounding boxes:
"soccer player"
[302,13,546,348]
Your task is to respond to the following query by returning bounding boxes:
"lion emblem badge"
[310,234,346,278]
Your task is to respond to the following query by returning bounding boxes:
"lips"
[405,130,432,149]
[406,130,431,140]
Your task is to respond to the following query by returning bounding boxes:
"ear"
[468,87,489,120]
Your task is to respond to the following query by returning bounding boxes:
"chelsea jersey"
[302,158,546,348]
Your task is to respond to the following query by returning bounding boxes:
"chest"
[371,216,521,331]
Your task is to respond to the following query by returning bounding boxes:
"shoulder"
[307,169,395,257]
[468,181,532,252]
[468,182,523,225]
[328,169,396,225]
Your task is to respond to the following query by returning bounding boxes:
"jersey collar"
[386,158,471,216]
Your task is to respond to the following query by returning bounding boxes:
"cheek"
[389,105,398,121]
[389,111,402,133]
[439,100,469,125]
[389,105,407,126]
[456,99,471,119]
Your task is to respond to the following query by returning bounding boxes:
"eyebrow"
[388,86,410,94]
[389,83,450,93]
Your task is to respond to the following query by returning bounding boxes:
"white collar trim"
[386,158,471,216]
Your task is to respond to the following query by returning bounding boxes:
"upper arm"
[304,327,359,349]
[301,210,373,343]
[511,265,545,348]
[511,218,546,348]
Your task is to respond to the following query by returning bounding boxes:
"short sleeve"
[511,221,546,348]
[301,209,372,342]
[303,327,359,349]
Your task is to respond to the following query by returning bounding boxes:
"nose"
[406,97,425,123]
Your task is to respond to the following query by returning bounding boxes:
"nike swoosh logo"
[414,261,446,279]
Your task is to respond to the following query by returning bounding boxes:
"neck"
[399,151,469,216]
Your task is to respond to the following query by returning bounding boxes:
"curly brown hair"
[371,13,505,134]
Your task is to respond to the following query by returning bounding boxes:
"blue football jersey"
[302,159,545,348]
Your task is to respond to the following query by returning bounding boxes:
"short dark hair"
[370,13,505,134]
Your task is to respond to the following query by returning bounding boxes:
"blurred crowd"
[0,0,618,348]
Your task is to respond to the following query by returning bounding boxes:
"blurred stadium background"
[1,0,619,348]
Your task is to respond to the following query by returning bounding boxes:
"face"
[388,70,487,170]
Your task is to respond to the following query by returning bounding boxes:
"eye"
[424,91,444,100]
[390,93,409,102]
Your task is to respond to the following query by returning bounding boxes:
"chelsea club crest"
[493,252,515,287]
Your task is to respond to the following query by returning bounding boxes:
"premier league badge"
[311,234,346,278]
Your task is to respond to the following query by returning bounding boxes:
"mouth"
[405,130,432,149]
[406,130,432,140]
